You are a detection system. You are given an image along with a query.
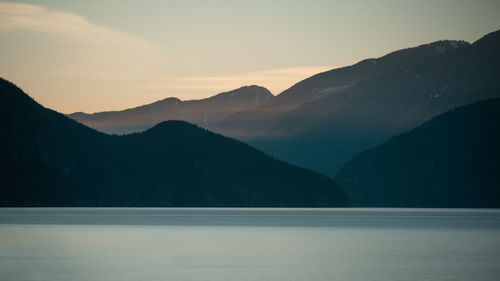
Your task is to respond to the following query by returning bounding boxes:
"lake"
[1,208,499,281]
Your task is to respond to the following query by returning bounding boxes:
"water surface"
[1,208,499,281]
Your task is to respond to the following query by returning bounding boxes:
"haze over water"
[1,208,499,281]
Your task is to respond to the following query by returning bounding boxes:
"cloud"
[0,1,156,79]
[146,66,333,95]
[0,2,333,111]
[0,1,150,50]
[0,1,160,113]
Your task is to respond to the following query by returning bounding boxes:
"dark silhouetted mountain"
[0,79,349,207]
[336,98,500,207]
[221,30,500,176]
[68,85,273,135]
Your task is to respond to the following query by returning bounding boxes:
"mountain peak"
[158,97,183,103]
[210,85,273,101]
[143,120,201,136]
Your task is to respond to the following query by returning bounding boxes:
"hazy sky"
[1,0,500,113]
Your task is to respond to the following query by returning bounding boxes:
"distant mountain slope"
[336,98,500,207]
[214,40,470,138]
[240,29,500,176]
[0,79,349,207]
[68,85,273,135]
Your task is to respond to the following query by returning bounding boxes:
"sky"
[1,0,500,113]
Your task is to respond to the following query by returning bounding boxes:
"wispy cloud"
[0,1,158,112]
[0,1,155,79]
[0,2,150,50]
[146,66,333,95]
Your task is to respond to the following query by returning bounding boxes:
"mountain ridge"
[233,29,500,176]
[0,78,349,207]
[335,97,500,207]
[68,85,274,135]
[213,39,472,138]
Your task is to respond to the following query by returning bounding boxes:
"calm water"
[1,208,499,281]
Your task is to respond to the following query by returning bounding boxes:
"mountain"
[68,85,273,135]
[214,39,470,138]
[66,31,498,180]
[220,30,500,176]
[335,98,500,207]
[0,78,349,207]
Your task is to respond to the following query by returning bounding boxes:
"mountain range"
[227,31,500,176]
[3,29,500,208]
[69,85,273,135]
[68,30,500,178]
[0,78,349,207]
